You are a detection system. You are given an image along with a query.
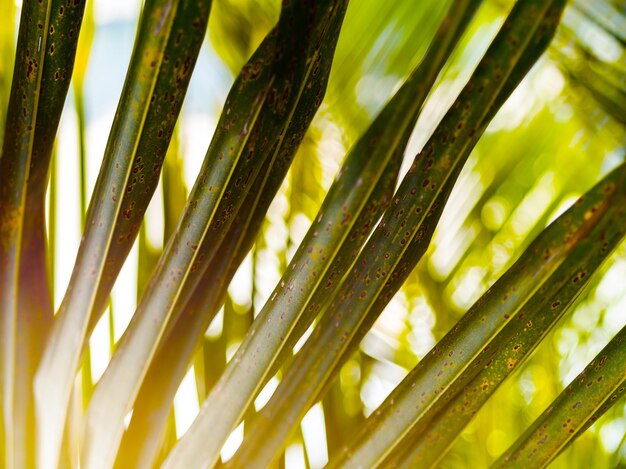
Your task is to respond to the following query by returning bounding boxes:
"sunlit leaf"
[1,0,86,465]
[495,326,626,467]
[232,2,567,467]
[86,2,345,467]
[34,1,211,466]
[380,164,626,468]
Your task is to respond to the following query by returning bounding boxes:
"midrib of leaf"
[84,82,269,469]
[0,0,53,466]
[231,2,559,467]
[340,133,610,469]
[79,16,195,469]
[34,2,182,467]
[80,0,212,335]
[353,0,555,320]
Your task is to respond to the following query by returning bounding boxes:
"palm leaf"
[0,0,623,467]
[82,2,345,466]
[229,2,566,467]
[166,2,482,467]
[1,1,86,465]
[496,323,626,468]
[116,5,347,466]
[34,1,211,466]
[378,163,626,468]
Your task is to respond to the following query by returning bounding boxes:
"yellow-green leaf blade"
[34,1,197,466]
[232,2,566,467]
[84,2,341,467]
[495,329,626,468]
[406,191,626,467]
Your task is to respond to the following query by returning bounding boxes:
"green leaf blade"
[397,188,626,467]
[359,163,626,469]
[116,4,348,463]
[15,0,88,465]
[84,2,342,467]
[494,326,626,467]
[0,0,90,464]
[229,2,568,467]
[33,0,208,466]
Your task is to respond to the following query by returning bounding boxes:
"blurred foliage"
[208,0,279,74]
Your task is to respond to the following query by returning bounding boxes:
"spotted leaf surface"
[380,163,626,468]
[0,0,86,466]
[232,2,565,468]
[33,1,212,467]
[115,3,346,466]
[495,323,626,467]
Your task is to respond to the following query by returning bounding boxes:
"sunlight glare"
[205,306,224,339]
[53,104,81,311]
[111,238,138,342]
[285,443,306,469]
[254,376,280,412]
[173,367,200,438]
[89,307,112,383]
[220,421,244,463]
[301,403,329,469]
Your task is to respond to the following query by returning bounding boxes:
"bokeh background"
[1,0,625,467]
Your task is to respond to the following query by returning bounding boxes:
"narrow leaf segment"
[117,4,347,466]
[34,0,212,466]
[384,163,626,469]
[234,2,563,467]
[1,0,86,466]
[225,1,484,467]
[495,324,626,468]
[86,2,341,468]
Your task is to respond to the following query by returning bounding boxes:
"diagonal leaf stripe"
[277,0,563,387]
[298,0,568,411]
[266,0,485,384]
[0,0,620,468]
[33,0,212,466]
[83,2,342,467]
[381,163,626,468]
[116,5,348,466]
[231,1,565,468]
[222,1,485,466]
[495,323,626,468]
[156,3,351,468]
[331,3,572,466]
